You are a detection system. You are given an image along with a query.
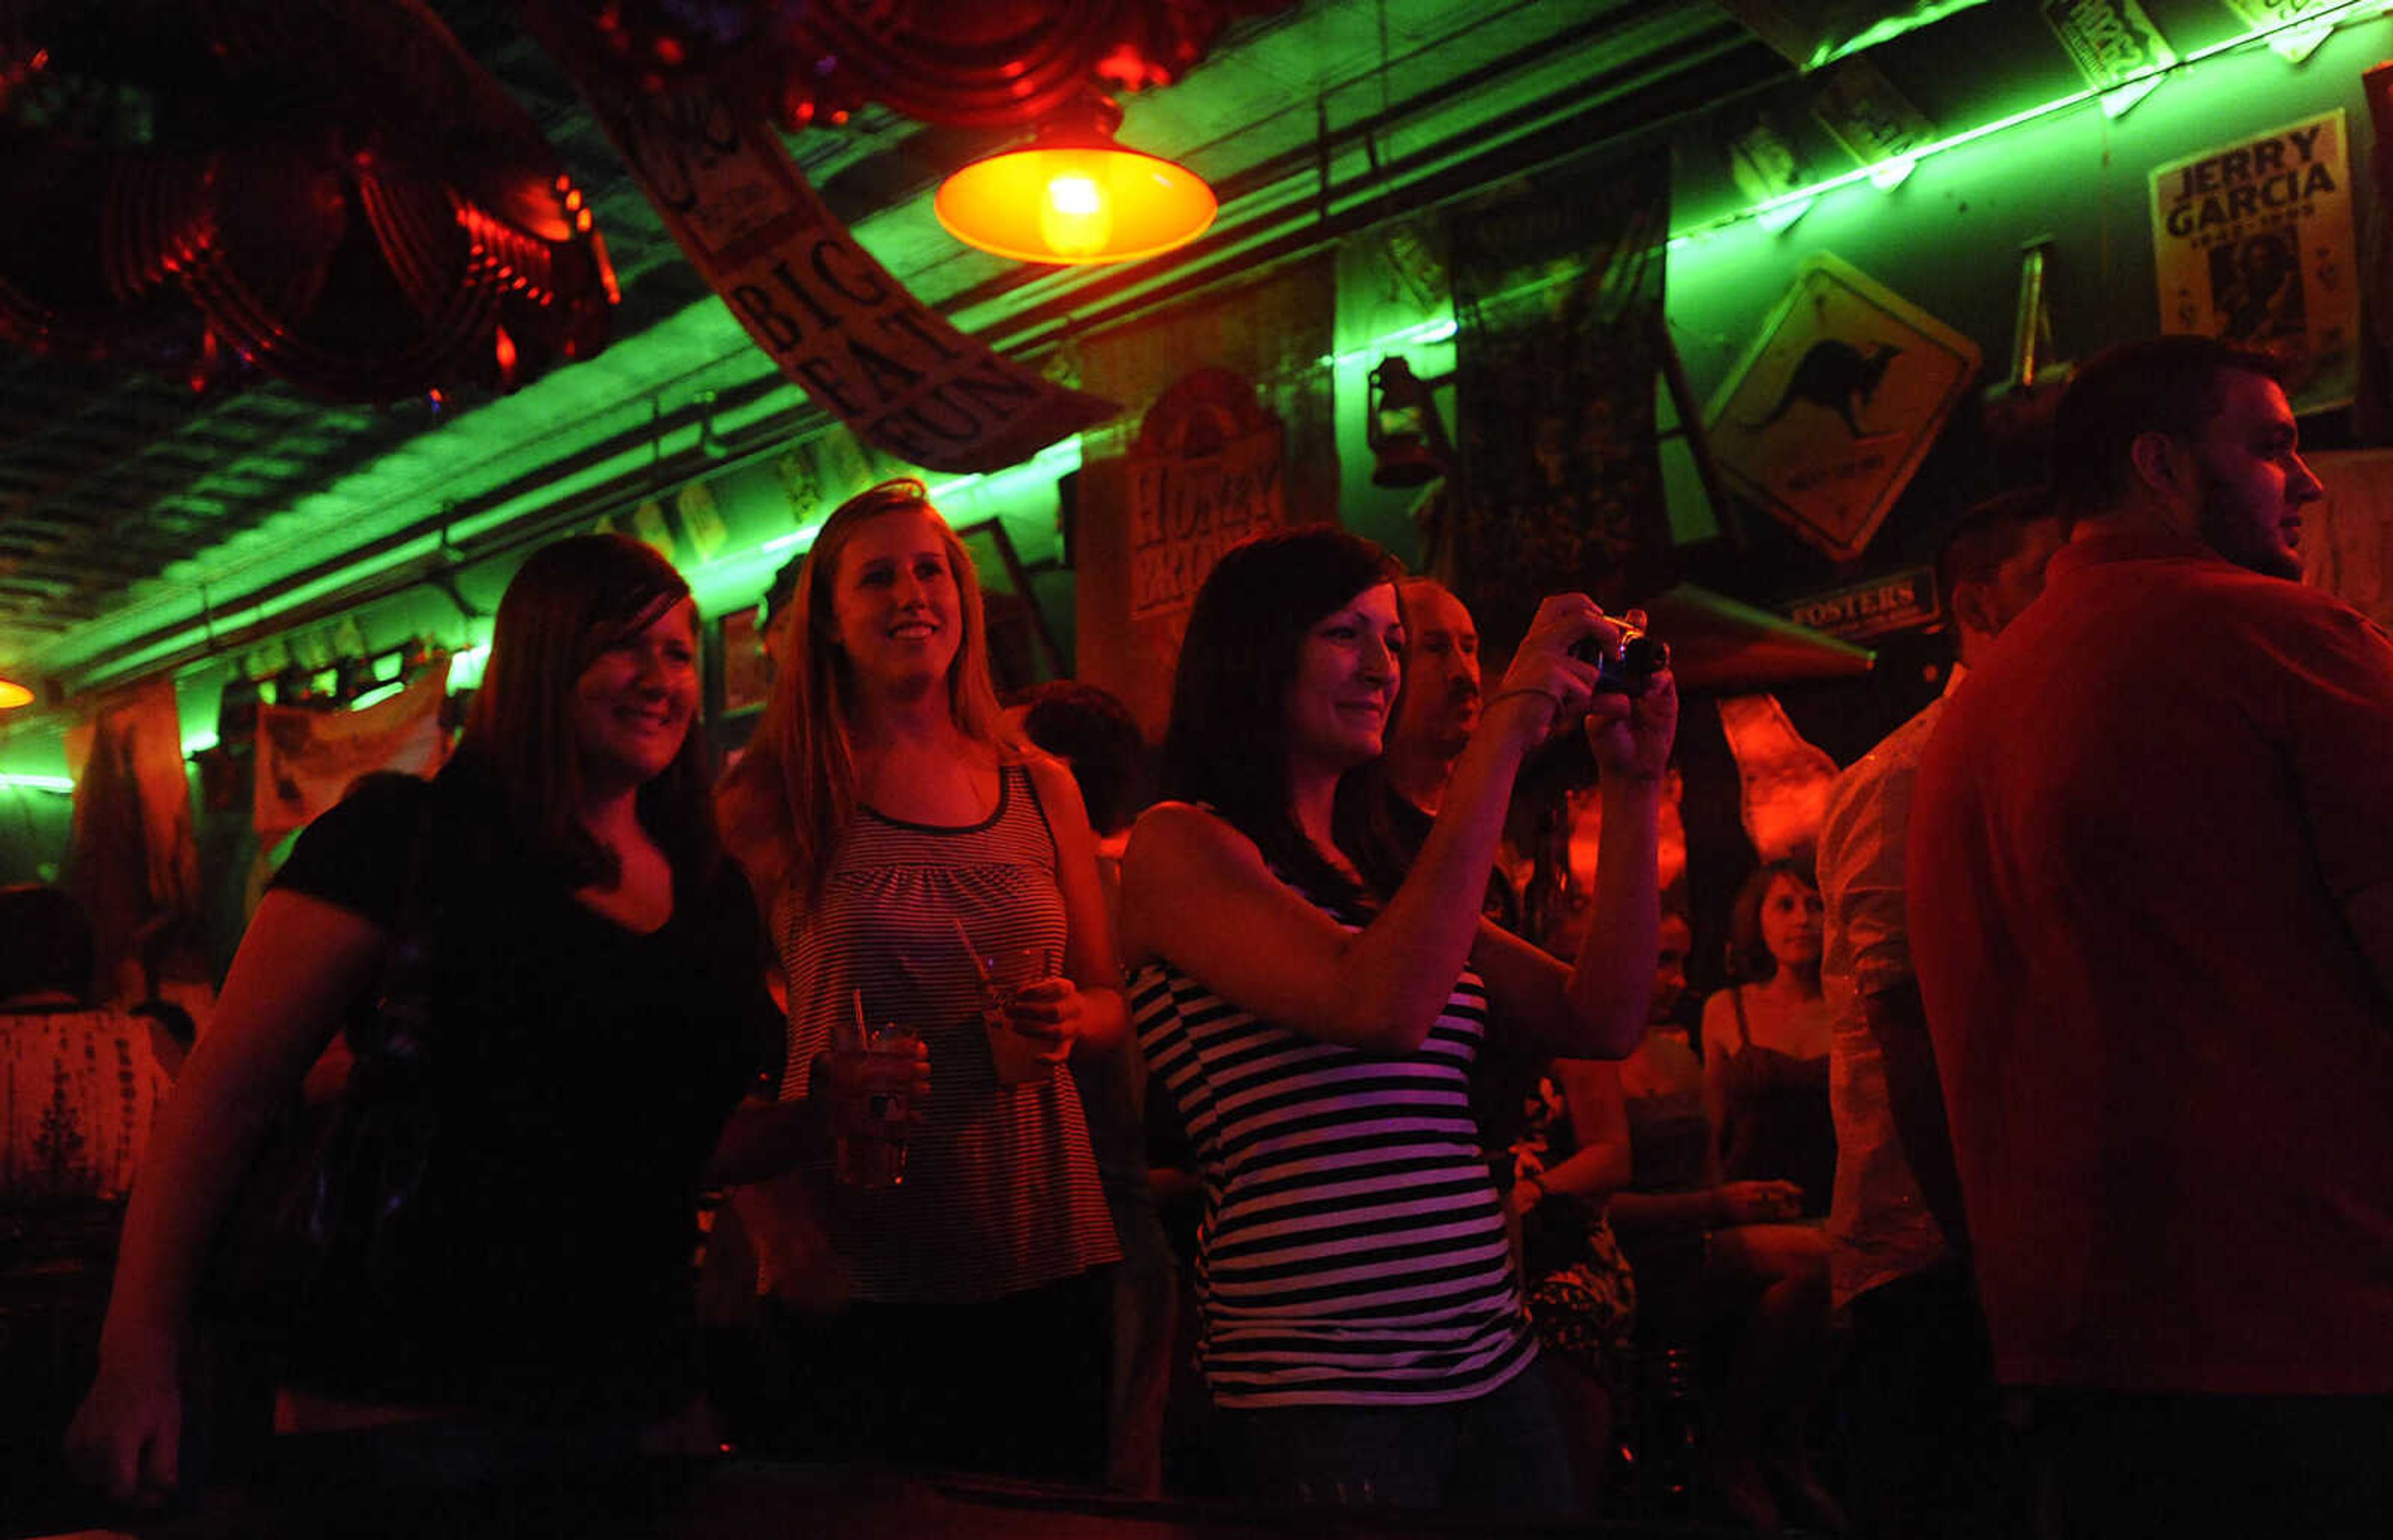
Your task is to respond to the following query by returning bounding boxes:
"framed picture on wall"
[716,606,770,718]
[953,517,1063,696]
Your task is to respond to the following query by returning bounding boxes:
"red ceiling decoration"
[561,0,1283,131]
[0,0,616,402]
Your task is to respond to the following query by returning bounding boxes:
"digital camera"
[1570,622,1669,698]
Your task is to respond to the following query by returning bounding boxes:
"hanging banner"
[254,661,452,843]
[2220,0,2336,64]
[1811,57,1937,172]
[64,678,200,999]
[531,6,1118,473]
[1436,151,1673,650]
[2151,110,2356,411]
[1704,255,1981,562]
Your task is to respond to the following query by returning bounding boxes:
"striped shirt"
[1132,888,1536,1408]
[769,761,1119,1301]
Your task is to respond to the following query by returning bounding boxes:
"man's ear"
[1950,581,1997,644]
[2128,429,2188,498]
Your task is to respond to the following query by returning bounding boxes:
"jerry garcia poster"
[2151,110,2356,410]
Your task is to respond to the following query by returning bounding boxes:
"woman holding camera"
[1119,528,1675,1512]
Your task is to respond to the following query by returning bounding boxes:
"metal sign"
[1704,255,1982,562]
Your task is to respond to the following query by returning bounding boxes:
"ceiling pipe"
[44,12,1782,704]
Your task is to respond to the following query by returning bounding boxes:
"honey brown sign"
[1127,369,1288,622]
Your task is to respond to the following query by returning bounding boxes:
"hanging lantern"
[935,92,1214,265]
[1365,354,1453,488]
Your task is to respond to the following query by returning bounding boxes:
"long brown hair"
[716,478,1007,903]
[459,533,716,886]
[1160,526,1402,910]
[1724,855,1818,984]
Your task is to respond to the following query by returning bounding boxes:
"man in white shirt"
[1816,490,2062,1538]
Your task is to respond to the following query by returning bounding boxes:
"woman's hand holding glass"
[1001,974,1086,1066]
[818,1039,931,1133]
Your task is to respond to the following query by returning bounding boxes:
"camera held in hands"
[1570,620,1669,698]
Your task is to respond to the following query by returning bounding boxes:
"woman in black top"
[70,535,783,1523]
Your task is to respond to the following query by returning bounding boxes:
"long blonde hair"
[717,478,1008,903]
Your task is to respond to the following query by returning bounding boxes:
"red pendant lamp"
[935,92,1215,265]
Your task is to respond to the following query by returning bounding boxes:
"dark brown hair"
[1724,855,1818,984]
[1160,525,1402,908]
[1936,486,2057,626]
[2051,335,2285,519]
[459,533,715,888]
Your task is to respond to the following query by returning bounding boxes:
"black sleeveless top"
[1717,986,1837,1217]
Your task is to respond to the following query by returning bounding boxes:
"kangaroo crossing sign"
[1704,255,1981,561]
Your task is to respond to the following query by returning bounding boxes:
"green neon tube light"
[1673,0,2385,246]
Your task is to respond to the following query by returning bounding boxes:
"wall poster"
[2151,109,2356,411]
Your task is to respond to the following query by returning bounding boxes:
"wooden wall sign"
[1703,255,1981,562]
[1077,367,1304,734]
[1126,369,1288,622]
[1072,256,1334,736]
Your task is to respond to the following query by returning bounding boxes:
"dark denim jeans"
[1218,1354,1579,1514]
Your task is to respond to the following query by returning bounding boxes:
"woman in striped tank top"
[717,480,1124,1482]
[1119,528,1676,1513]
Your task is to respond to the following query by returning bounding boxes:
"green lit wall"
[1666,19,2387,603]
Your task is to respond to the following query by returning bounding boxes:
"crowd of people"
[16,331,2388,1536]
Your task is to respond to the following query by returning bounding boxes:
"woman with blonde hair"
[717,478,1122,1483]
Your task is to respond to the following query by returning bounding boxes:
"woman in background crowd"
[70,535,780,1533]
[1625,863,1838,1531]
[1706,858,1835,1218]
[1120,526,1675,1513]
[715,478,1122,1484]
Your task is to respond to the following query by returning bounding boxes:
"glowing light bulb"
[1038,167,1112,260]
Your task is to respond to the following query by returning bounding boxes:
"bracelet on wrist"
[1488,685,1563,715]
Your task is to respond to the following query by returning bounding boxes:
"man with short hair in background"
[1817,488,2062,1537]
[1907,335,2393,1537]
